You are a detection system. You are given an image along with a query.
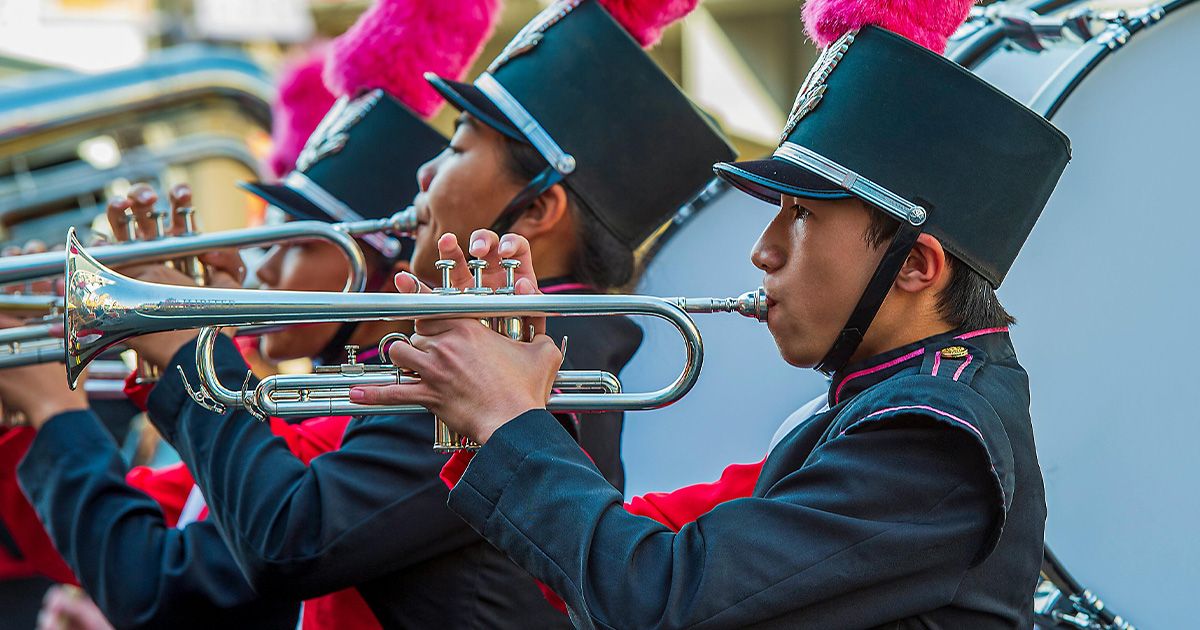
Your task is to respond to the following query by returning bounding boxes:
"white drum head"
[977,1,1200,624]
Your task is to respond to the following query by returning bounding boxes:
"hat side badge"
[296,89,384,172]
[779,31,856,146]
[487,0,582,73]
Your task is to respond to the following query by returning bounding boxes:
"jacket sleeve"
[448,410,1001,630]
[143,334,478,599]
[15,411,299,630]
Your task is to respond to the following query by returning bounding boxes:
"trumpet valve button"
[151,210,169,238]
[498,259,520,294]
[344,345,359,364]
[466,259,492,295]
[434,260,460,294]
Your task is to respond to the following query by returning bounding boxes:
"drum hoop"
[950,0,1080,68]
[956,0,1199,118]
[638,177,731,268]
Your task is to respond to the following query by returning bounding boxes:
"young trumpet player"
[0,48,405,630]
[2,2,734,629]
[351,1,1074,628]
[1,22,470,627]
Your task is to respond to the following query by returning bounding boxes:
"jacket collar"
[828,326,1012,406]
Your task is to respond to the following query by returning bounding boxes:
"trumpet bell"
[66,228,120,388]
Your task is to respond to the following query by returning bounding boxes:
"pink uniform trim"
[541,283,596,294]
[834,348,926,404]
[931,352,942,377]
[955,326,1009,340]
[952,355,974,382]
[839,404,984,442]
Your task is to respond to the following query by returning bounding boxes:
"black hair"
[862,203,1014,330]
[499,138,636,291]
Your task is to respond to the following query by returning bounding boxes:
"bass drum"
[949,0,1200,625]
[619,181,829,498]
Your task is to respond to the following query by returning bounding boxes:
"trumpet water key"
[64,229,767,450]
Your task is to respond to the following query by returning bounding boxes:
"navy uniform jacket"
[16,411,300,629]
[140,301,640,628]
[448,327,1046,629]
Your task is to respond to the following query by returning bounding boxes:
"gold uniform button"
[940,346,969,359]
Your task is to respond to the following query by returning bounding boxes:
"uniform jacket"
[141,282,641,629]
[9,386,381,629]
[447,327,1046,629]
[15,413,300,630]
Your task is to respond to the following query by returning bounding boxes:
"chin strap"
[815,219,924,376]
[490,165,564,234]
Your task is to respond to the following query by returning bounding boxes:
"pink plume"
[266,46,337,179]
[598,0,700,47]
[323,0,503,118]
[802,0,976,53]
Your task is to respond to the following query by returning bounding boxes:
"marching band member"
[353,0,1073,628]
[0,17,468,625]
[5,2,732,629]
[0,46,338,629]
[0,45,452,629]
[113,2,729,625]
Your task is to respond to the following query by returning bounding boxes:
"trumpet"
[0,208,417,371]
[64,229,767,450]
[0,294,65,313]
[0,206,418,291]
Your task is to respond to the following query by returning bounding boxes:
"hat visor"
[238,180,333,223]
[425,74,527,143]
[714,157,853,206]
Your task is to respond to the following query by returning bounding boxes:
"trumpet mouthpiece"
[674,288,767,322]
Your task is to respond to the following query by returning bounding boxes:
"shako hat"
[243,0,504,258]
[714,0,1071,373]
[240,90,446,259]
[425,0,737,250]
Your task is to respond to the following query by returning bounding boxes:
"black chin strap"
[815,220,924,376]
[490,165,564,234]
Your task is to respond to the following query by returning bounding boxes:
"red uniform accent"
[622,459,764,531]
[439,449,766,614]
[0,427,76,584]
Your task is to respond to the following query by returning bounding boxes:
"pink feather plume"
[598,0,700,48]
[802,0,976,53]
[323,0,503,118]
[266,46,337,179]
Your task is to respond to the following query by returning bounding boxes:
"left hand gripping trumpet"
[63,229,767,451]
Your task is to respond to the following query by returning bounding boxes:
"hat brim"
[425,74,526,143]
[714,157,853,205]
[238,180,332,223]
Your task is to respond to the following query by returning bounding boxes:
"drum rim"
[954,0,1200,118]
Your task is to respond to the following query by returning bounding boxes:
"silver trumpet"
[0,208,417,371]
[0,294,65,313]
[64,228,767,451]
[0,206,418,291]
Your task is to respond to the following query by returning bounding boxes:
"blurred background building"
[0,0,831,249]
